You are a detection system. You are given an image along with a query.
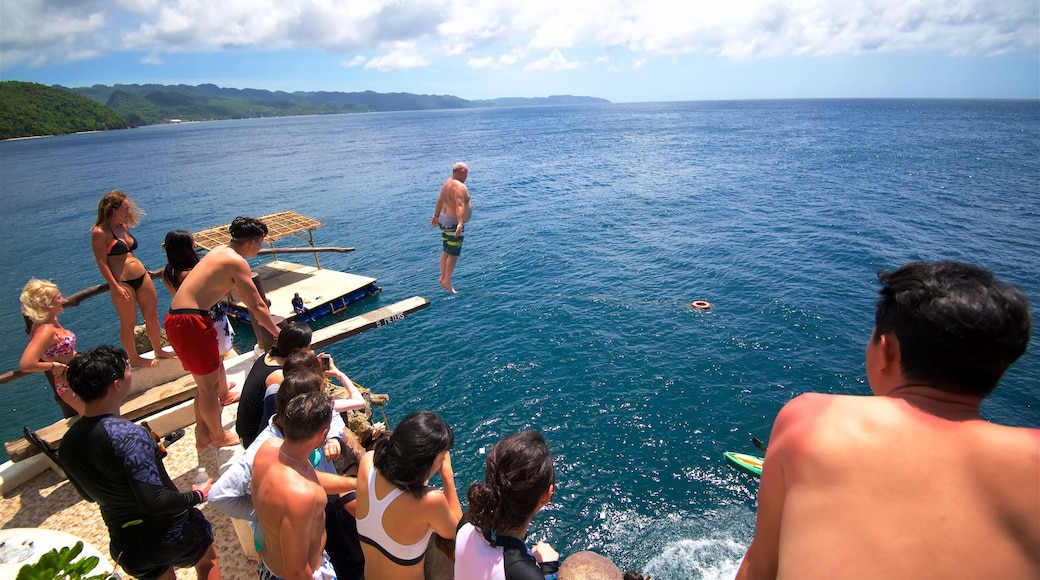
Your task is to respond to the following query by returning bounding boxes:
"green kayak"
[724,451,764,478]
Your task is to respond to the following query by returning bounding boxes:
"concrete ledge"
[0,455,50,497]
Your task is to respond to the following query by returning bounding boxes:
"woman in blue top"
[455,431,559,580]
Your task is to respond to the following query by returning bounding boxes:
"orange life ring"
[690,300,712,310]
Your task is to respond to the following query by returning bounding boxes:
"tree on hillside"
[0,81,127,139]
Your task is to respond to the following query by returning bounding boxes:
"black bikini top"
[107,227,139,256]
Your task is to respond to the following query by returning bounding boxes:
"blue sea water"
[1,99,1038,577]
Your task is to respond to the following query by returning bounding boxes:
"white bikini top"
[356,466,434,566]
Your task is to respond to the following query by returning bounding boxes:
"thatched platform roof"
[192,211,323,250]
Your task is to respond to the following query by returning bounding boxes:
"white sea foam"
[644,537,745,580]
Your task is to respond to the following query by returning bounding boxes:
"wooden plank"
[119,373,199,421]
[4,374,198,462]
[310,296,431,349]
[0,370,29,387]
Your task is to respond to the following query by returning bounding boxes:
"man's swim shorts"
[439,223,464,257]
[111,508,213,580]
[165,309,220,375]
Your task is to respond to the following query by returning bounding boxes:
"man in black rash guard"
[62,345,221,580]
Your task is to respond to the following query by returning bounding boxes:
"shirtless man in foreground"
[166,216,281,449]
[252,392,333,580]
[736,261,1039,580]
[431,162,472,293]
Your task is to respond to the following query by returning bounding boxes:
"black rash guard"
[60,415,202,539]
[496,534,560,580]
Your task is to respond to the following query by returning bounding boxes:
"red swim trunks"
[165,309,221,375]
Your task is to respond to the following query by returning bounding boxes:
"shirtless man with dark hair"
[431,162,473,293]
[736,261,1039,580]
[166,216,282,449]
[252,391,334,580]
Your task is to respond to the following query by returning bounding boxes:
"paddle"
[752,437,768,453]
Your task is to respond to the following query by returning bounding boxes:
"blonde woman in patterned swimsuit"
[19,279,85,417]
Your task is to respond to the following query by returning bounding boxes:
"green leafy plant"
[15,541,112,580]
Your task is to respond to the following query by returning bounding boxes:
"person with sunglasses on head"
[90,190,175,368]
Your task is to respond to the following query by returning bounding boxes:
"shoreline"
[1,130,108,142]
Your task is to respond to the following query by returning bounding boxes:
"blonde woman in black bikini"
[90,190,173,368]
[19,279,85,417]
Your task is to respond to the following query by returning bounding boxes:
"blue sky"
[2,0,1038,103]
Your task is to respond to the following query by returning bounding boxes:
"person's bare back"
[447,178,473,224]
[170,245,245,311]
[252,392,332,579]
[753,392,1040,580]
[170,240,279,338]
[252,436,328,579]
[737,262,1039,580]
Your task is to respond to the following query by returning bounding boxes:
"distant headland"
[0,80,610,140]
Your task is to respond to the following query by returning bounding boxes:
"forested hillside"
[1,81,609,139]
[72,83,607,124]
[91,86,371,126]
[0,81,127,139]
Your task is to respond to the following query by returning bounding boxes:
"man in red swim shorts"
[166,216,282,450]
[165,311,220,374]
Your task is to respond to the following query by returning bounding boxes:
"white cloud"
[1,0,1037,70]
[343,55,367,68]
[633,58,647,69]
[525,49,582,71]
[468,47,527,69]
[497,47,527,66]
[467,56,496,69]
[364,44,430,71]
[0,1,108,56]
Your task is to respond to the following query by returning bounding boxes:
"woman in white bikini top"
[355,411,462,580]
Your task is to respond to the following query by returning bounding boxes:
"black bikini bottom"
[121,274,146,291]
